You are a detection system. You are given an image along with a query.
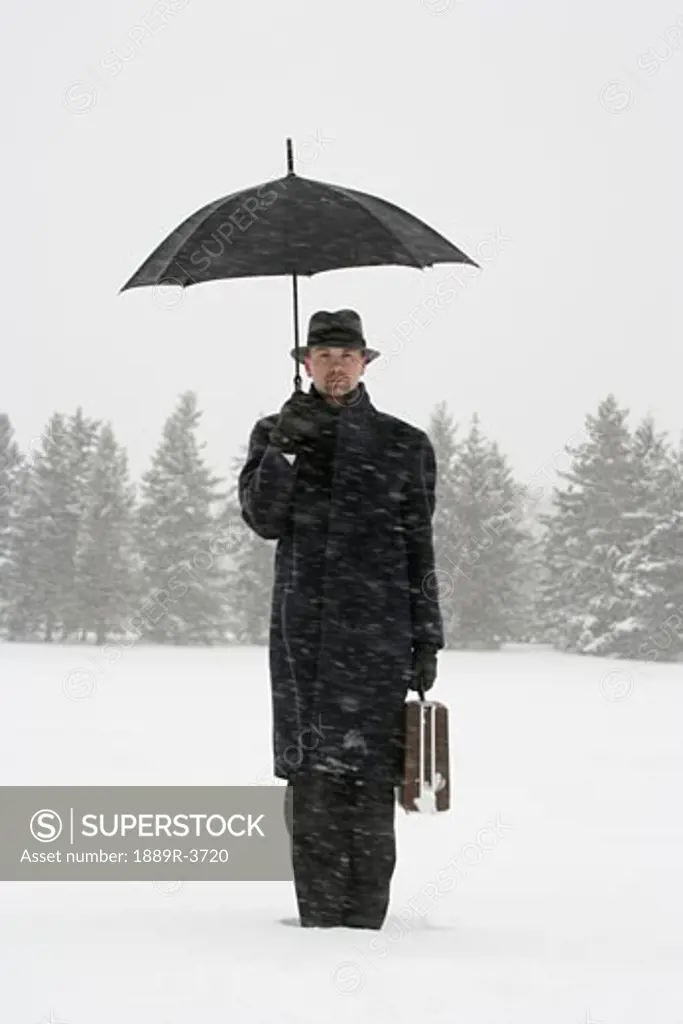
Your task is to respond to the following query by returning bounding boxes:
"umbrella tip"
[286,137,294,175]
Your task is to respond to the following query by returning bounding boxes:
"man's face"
[304,346,366,401]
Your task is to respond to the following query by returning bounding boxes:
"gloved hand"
[409,643,438,696]
[269,391,321,455]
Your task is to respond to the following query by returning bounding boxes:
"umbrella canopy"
[120,175,477,288]
[120,139,479,388]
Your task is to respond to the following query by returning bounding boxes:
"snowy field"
[1,641,682,1024]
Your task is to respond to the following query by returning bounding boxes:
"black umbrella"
[120,139,479,389]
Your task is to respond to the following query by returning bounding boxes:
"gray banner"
[0,786,293,881]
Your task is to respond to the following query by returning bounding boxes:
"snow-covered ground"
[1,641,682,1023]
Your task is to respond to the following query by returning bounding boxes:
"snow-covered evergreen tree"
[221,446,274,645]
[537,469,587,651]
[77,423,138,644]
[64,408,101,639]
[0,414,20,555]
[3,413,91,641]
[428,401,463,647]
[137,391,227,644]
[539,395,648,656]
[626,429,683,662]
[446,414,529,649]
[509,528,547,643]
[0,414,22,635]
[3,460,43,640]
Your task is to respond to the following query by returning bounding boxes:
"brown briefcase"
[400,693,450,813]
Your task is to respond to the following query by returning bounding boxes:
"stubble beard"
[325,374,350,399]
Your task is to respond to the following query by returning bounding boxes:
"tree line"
[0,391,681,662]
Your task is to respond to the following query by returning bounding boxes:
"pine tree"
[446,414,529,649]
[599,415,674,658]
[0,414,20,556]
[428,401,463,647]
[4,413,90,641]
[0,414,22,635]
[627,431,683,662]
[77,423,138,644]
[64,408,101,639]
[4,460,44,640]
[222,447,274,645]
[537,467,587,651]
[137,391,228,644]
[509,528,547,643]
[539,395,645,656]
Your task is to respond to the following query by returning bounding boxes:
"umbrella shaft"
[292,273,301,391]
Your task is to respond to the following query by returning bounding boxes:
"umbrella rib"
[158,173,301,284]
[325,183,425,267]
[154,196,230,285]
[155,175,296,284]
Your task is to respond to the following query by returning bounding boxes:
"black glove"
[269,391,321,455]
[409,643,438,696]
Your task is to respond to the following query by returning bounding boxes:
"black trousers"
[283,772,397,929]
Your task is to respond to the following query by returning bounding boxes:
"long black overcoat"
[238,381,444,785]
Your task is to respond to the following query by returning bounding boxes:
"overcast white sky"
[1,0,681,492]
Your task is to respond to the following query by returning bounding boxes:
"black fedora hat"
[290,309,381,364]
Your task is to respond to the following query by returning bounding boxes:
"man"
[238,308,444,930]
